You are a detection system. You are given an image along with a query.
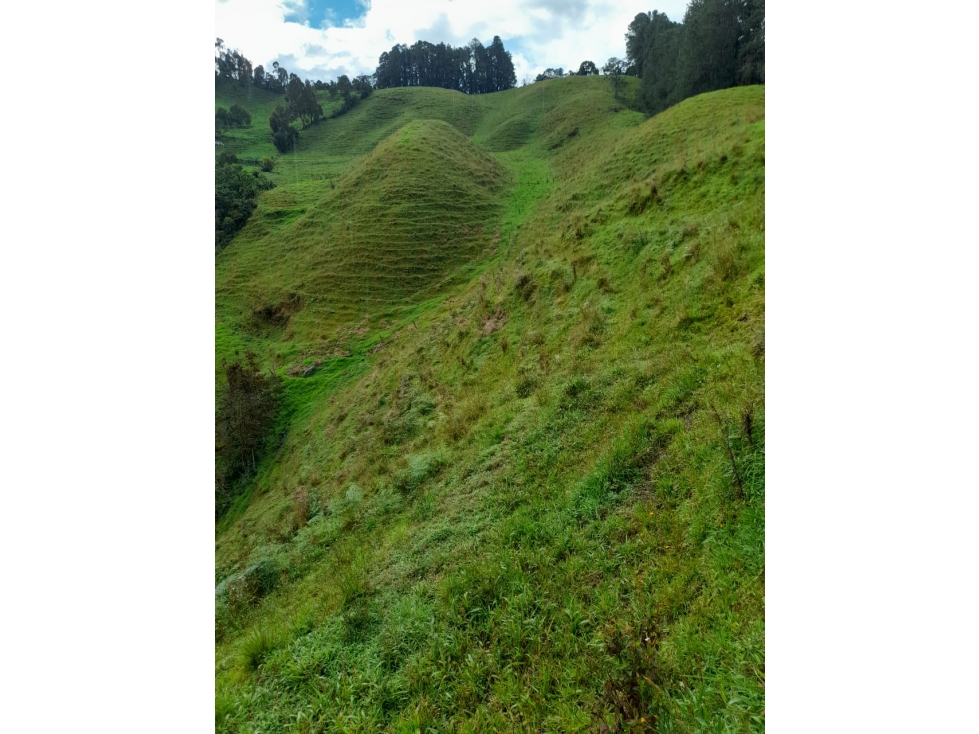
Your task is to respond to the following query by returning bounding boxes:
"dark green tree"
[336,74,353,110]
[285,78,323,128]
[272,125,298,153]
[626,13,653,77]
[215,352,282,517]
[215,106,231,132]
[602,57,628,99]
[215,162,274,250]
[353,74,374,97]
[215,38,231,78]
[337,74,352,98]
[269,106,289,133]
[635,11,682,114]
[488,36,516,91]
[234,52,252,86]
[534,68,564,82]
[269,106,299,152]
[228,104,251,128]
[576,61,599,76]
[677,0,739,99]
[263,62,284,93]
[736,0,765,85]
[462,39,490,93]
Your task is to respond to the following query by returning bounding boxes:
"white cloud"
[216,0,690,83]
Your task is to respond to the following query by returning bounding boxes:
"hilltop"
[215,76,764,731]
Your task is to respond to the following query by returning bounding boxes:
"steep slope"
[216,82,764,732]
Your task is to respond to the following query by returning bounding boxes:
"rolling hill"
[215,75,765,732]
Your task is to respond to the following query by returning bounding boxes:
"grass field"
[215,76,765,731]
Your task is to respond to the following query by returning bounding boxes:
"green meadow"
[216,75,765,731]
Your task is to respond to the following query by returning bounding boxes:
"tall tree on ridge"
[677,0,739,99]
[736,0,765,84]
[635,11,682,114]
[626,13,653,78]
[603,57,628,99]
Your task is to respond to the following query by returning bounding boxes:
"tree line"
[215,104,251,132]
[216,39,327,97]
[216,34,518,154]
[625,0,764,115]
[216,39,376,152]
[216,39,298,95]
[267,72,375,152]
[374,37,516,94]
[533,60,600,82]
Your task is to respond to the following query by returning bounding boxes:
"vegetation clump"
[374,36,516,93]
[215,104,251,132]
[215,351,282,517]
[625,0,765,115]
[214,161,273,251]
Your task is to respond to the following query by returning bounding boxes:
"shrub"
[269,105,300,153]
[214,164,274,251]
[228,104,251,127]
[260,156,275,172]
[215,106,230,131]
[272,124,298,153]
[215,352,283,517]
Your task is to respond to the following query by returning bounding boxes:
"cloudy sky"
[215,0,690,84]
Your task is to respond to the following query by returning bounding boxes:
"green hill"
[215,77,765,732]
[219,119,510,337]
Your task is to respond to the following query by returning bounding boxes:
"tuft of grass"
[240,626,283,672]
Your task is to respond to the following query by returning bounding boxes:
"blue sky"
[282,0,366,28]
[215,0,690,84]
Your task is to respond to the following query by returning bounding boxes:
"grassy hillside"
[215,77,764,732]
[215,77,643,375]
[219,119,511,337]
